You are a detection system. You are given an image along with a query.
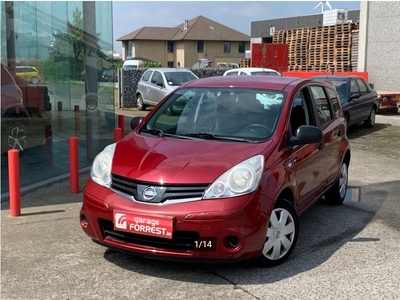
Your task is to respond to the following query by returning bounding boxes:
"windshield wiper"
[141,128,197,140]
[181,132,250,142]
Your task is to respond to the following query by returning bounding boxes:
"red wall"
[283,71,369,82]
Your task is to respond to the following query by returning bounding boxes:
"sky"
[112,1,361,55]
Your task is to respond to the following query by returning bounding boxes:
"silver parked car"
[135,68,198,112]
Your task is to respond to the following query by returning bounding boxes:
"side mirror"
[156,81,164,88]
[350,93,361,100]
[288,125,322,147]
[130,116,143,130]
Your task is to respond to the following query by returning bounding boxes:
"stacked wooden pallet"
[273,23,359,72]
[351,29,359,71]
[240,58,250,68]
[286,28,310,70]
[273,30,286,44]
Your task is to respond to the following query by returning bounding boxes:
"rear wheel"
[364,108,375,128]
[255,199,299,267]
[136,95,146,111]
[30,77,39,84]
[325,161,348,205]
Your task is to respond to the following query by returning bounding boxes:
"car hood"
[111,133,272,184]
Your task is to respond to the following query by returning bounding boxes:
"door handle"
[318,143,325,150]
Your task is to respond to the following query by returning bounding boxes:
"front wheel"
[325,161,348,205]
[136,95,146,111]
[364,108,375,128]
[255,199,299,268]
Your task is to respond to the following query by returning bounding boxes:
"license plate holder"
[113,211,174,239]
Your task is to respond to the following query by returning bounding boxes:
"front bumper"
[80,178,271,261]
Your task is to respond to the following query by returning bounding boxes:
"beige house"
[117,15,250,68]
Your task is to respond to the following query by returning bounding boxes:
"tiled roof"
[117,15,250,42]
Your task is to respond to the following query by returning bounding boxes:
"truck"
[245,43,289,73]
[376,91,400,113]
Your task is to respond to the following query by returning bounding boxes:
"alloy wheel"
[339,163,348,199]
[8,125,27,152]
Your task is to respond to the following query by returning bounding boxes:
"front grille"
[99,219,199,251]
[111,174,139,198]
[111,174,209,203]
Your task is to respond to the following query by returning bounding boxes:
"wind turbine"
[314,1,333,13]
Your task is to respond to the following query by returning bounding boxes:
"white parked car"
[223,67,281,76]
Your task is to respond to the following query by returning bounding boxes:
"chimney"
[184,19,188,30]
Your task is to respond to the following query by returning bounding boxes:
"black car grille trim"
[99,219,199,252]
[111,174,209,204]
[111,175,138,198]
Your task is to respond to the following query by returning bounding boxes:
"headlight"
[91,143,116,188]
[203,155,264,199]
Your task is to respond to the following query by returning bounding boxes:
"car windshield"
[140,87,285,142]
[250,71,279,76]
[164,72,197,86]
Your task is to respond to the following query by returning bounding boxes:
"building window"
[126,41,132,59]
[167,61,174,68]
[224,42,231,53]
[238,42,245,53]
[167,41,174,53]
[197,40,204,53]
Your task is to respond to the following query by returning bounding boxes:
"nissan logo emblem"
[143,186,157,201]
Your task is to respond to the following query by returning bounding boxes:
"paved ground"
[1,112,400,300]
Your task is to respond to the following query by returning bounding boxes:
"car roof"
[146,68,194,73]
[183,75,305,90]
[227,67,278,72]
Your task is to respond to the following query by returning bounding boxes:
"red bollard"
[69,137,79,193]
[8,149,21,217]
[114,127,122,142]
[118,115,124,136]
[74,106,80,137]
[58,101,63,131]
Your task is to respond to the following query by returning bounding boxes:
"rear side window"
[141,70,152,82]
[226,71,239,76]
[310,86,333,126]
[326,87,341,118]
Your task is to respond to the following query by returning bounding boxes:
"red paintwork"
[283,71,369,82]
[250,43,289,72]
[80,75,350,262]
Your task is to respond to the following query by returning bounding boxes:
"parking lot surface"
[2,116,400,300]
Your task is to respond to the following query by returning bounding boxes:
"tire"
[325,161,348,205]
[31,77,39,84]
[136,95,146,111]
[363,108,375,128]
[255,199,299,268]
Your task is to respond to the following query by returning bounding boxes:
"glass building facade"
[1,1,115,195]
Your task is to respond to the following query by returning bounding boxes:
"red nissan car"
[80,76,350,267]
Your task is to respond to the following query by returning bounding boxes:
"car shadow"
[347,123,390,140]
[103,180,397,285]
